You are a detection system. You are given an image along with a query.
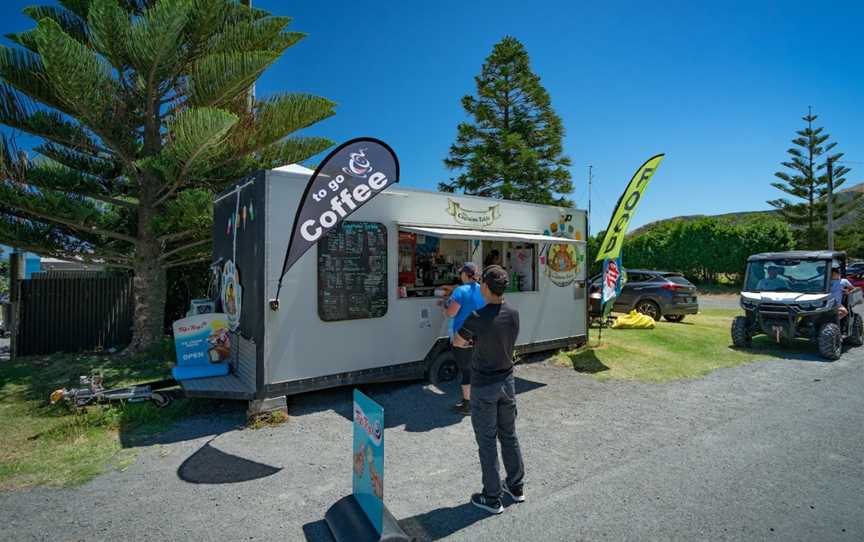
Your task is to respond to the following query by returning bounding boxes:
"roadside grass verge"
[0,352,215,490]
[552,308,820,382]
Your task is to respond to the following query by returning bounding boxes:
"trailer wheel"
[151,391,172,408]
[429,351,458,385]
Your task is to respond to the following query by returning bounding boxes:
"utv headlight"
[741,299,757,310]
[799,299,828,310]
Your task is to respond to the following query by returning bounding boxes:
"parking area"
[1,345,862,541]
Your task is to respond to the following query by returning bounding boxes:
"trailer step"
[180,373,255,400]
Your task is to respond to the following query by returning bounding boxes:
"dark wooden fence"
[14,271,134,357]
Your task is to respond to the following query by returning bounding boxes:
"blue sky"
[1,0,862,234]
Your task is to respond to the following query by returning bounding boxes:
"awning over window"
[398,225,585,245]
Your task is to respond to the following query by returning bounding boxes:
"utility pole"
[588,165,593,235]
[827,156,834,250]
[588,165,602,342]
[242,0,255,109]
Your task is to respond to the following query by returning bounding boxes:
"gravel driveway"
[698,294,740,310]
[1,343,862,541]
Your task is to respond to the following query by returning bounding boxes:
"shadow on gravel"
[732,336,844,363]
[400,502,492,541]
[289,377,547,434]
[120,401,246,448]
[300,502,497,541]
[177,438,281,484]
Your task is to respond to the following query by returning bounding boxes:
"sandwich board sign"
[352,389,384,534]
[171,313,231,381]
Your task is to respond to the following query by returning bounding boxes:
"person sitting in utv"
[831,267,853,321]
[756,266,790,290]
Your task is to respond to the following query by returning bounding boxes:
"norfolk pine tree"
[768,109,855,249]
[0,0,335,353]
[440,36,573,205]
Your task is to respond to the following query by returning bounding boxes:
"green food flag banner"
[594,154,665,262]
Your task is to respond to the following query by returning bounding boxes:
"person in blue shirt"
[444,262,486,414]
[831,266,853,320]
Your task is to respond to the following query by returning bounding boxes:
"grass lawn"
[0,351,213,491]
[552,308,817,382]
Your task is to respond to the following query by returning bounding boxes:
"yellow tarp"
[612,310,656,329]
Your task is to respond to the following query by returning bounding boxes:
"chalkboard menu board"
[318,222,388,322]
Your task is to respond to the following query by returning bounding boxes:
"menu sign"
[318,222,388,321]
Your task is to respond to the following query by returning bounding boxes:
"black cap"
[482,265,509,295]
[460,262,479,278]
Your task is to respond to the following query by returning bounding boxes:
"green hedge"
[589,216,795,283]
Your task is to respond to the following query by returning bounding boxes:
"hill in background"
[629,182,863,236]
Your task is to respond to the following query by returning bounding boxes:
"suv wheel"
[635,300,661,321]
[818,323,842,361]
[845,314,863,347]
[731,316,751,347]
[664,315,685,323]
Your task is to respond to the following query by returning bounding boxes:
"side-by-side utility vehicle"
[731,251,863,360]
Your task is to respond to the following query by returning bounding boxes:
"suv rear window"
[664,274,694,286]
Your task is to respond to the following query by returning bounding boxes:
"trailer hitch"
[50,372,177,410]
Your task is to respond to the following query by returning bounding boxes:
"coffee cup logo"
[343,148,372,178]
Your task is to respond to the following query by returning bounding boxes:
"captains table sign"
[270,138,399,310]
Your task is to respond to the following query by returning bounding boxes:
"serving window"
[483,241,538,293]
[397,229,539,297]
[398,231,472,298]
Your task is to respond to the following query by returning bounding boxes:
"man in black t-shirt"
[457,265,525,514]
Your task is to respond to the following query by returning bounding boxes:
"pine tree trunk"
[126,170,166,355]
[127,238,167,354]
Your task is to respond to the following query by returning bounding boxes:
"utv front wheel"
[731,316,751,347]
[818,323,842,361]
[845,314,863,347]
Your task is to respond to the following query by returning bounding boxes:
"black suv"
[590,269,699,322]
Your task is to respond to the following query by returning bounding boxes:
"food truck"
[180,164,589,410]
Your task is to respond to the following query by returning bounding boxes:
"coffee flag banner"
[273,138,399,304]
[594,154,665,262]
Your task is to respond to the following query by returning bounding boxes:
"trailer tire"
[844,313,863,347]
[818,323,842,361]
[151,391,172,408]
[428,350,458,386]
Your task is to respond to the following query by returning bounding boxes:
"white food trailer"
[181,165,589,409]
